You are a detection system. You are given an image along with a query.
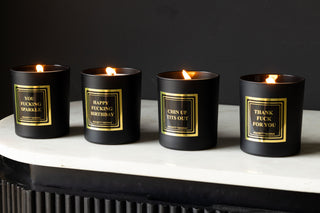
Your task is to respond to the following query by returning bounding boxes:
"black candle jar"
[11,64,70,138]
[240,74,305,157]
[81,67,141,144]
[157,71,220,150]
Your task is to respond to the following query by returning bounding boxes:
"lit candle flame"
[36,64,44,72]
[106,67,116,76]
[182,70,191,80]
[265,74,278,84]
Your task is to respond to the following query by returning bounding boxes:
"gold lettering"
[24,96,33,101]
[20,107,42,112]
[254,110,273,115]
[256,116,272,121]
[167,115,177,120]
[167,109,179,114]
[177,116,188,121]
[91,111,114,117]
[179,110,188,115]
[253,122,263,127]
[253,122,276,128]
[93,100,109,105]
[20,101,42,107]
[91,106,113,111]
[264,123,276,127]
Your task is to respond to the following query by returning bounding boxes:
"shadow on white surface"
[138,131,159,143]
[217,137,240,149]
[300,142,320,155]
[67,126,84,137]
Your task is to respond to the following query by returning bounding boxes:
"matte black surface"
[81,68,141,144]
[240,74,305,157]
[11,65,70,139]
[157,71,219,150]
[0,156,319,212]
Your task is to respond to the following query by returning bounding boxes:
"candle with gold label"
[11,64,70,138]
[157,70,220,150]
[81,67,141,144]
[240,74,305,157]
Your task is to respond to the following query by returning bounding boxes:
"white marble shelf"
[0,100,320,194]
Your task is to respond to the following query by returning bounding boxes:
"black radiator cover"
[0,156,319,213]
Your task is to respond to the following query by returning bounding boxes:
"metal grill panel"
[0,180,280,213]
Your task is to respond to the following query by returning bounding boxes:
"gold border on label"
[85,88,123,131]
[14,84,52,126]
[245,96,287,143]
[160,91,198,137]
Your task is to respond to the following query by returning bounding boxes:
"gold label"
[245,96,287,143]
[160,92,198,137]
[14,84,52,126]
[85,88,123,131]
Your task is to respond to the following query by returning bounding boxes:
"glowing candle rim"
[157,71,219,81]
[10,64,69,73]
[82,67,141,77]
[105,67,117,76]
[182,70,192,80]
[36,64,44,72]
[265,74,279,84]
[240,74,305,85]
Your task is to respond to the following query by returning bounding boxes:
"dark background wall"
[2,0,320,119]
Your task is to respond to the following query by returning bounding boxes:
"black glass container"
[11,64,70,138]
[240,74,305,157]
[157,71,220,150]
[81,67,141,144]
